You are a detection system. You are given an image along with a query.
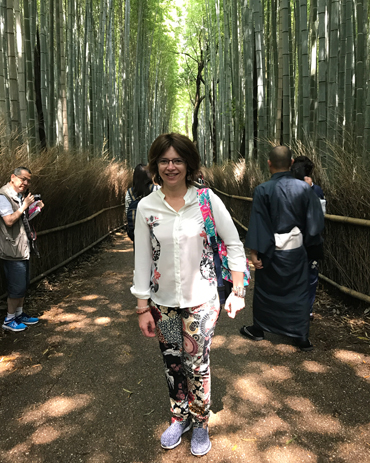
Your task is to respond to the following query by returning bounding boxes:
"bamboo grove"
[0,0,369,169]
[184,0,370,168]
[0,0,179,164]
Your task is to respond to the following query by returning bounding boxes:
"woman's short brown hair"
[148,133,201,187]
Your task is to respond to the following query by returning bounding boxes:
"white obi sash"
[274,226,303,250]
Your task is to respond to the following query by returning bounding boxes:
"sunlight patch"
[302,360,329,373]
[233,160,246,182]
[0,353,20,373]
[80,294,100,301]
[211,335,227,348]
[334,349,368,365]
[285,396,315,413]
[4,442,31,462]
[20,394,91,424]
[94,317,111,325]
[85,451,113,462]
[249,414,290,437]
[261,365,292,382]
[78,306,97,313]
[264,445,317,462]
[59,312,86,322]
[235,376,272,404]
[275,343,297,353]
[108,248,132,253]
[31,425,61,444]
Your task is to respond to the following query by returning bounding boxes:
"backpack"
[126,185,156,241]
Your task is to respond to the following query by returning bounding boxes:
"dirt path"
[0,232,370,463]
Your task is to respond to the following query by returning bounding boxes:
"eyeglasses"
[158,158,185,167]
[15,175,31,184]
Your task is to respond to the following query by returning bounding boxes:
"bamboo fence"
[212,187,370,305]
[0,204,126,298]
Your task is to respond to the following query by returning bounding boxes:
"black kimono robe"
[245,171,325,339]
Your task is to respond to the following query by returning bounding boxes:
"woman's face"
[157,146,187,189]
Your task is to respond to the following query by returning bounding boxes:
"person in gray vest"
[0,167,44,332]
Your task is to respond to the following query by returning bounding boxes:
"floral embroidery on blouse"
[146,215,161,292]
[199,227,217,285]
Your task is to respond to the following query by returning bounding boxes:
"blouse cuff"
[130,285,151,300]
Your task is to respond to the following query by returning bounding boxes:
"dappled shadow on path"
[0,233,369,463]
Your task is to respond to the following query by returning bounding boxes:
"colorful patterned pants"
[150,295,220,428]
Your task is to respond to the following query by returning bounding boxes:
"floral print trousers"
[150,295,220,428]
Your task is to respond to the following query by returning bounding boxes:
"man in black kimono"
[240,146,325,351]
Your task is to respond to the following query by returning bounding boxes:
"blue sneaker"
[2,318,27,332]
[15,312,39,325]
[161,417,192,449]
[191,426,212,456]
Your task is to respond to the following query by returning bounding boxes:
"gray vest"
[0,184,30,260]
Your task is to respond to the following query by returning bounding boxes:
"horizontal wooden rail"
[232,216,248,232]
[38,204,125,236]
[324,214,370,227]
[30,225,124,285]
[213,187,370,227]
[212,187,253,202]
[318,273,370,304]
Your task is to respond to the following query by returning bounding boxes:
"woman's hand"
[224,293,245,318]
[138,311,156,337]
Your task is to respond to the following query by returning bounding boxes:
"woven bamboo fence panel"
[0,205,125,296]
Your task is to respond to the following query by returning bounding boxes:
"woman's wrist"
[232,286,246,298]
[136,301,151,315]
[136,306,151,315]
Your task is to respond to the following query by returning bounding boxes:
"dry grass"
[203,141,370,299]
[0,143,131,230]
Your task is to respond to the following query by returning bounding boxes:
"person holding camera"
[0,167,44,332]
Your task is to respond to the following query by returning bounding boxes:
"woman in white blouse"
[131,133,247,456]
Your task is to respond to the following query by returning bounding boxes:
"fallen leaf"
[286,435,297,445]
[232,445,237,451]
[123,387,133,397]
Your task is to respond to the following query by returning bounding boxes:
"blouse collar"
[158,185,197,206]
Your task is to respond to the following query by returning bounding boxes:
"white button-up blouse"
[130,185,246,308]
